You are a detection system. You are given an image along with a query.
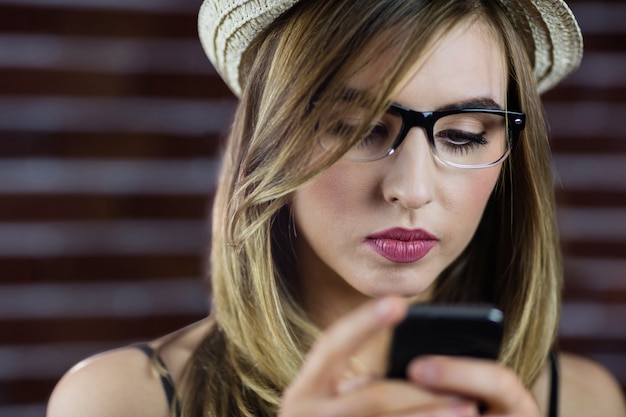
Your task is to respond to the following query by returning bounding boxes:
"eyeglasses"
[318,103,526,169]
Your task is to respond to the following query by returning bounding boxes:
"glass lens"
[432,111,508,167]
[318,108,509,166]
[318,109,401,161]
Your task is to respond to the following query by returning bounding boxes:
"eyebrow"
[339,87,377,106]
[434,98,504,112]
[340,88,504,112]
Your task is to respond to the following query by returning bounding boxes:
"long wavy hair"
[176,0,561,415]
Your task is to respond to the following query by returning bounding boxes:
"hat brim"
[198,0,583,97]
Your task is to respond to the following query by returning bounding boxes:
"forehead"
[348,17,508,110]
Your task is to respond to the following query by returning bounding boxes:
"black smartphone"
[386,303,504,379]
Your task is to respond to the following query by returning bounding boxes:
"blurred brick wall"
[0,1,624,416]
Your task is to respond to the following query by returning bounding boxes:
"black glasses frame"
[385,103,526,166]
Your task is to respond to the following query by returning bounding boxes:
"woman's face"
[292,19,507,317]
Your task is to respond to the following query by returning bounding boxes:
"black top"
[136,344,181,417]
[136,345,560,417]
[548,350,560,417]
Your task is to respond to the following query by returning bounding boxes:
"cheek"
[444,168,501,223]
[295,163,372,216]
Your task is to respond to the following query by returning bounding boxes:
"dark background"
[0,0,624,415]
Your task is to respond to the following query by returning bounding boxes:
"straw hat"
[198,0,583,97]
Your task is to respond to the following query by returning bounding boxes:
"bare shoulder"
[559,352,626,417]
[46,346,170,417]
[47,318,214,417]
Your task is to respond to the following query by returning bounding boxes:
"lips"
[365,228,438,263]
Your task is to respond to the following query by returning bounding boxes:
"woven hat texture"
[198,0,583,97]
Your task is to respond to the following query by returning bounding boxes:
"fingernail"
[375,298,393,320]
[460,403,479,417]
[411,359,438,383]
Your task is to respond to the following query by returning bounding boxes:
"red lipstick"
[365,228,437,263]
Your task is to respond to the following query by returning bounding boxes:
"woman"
[47,0,626,416]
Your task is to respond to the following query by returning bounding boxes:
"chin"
[362,282,434,301]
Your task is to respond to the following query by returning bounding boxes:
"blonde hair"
[180,0,561,415]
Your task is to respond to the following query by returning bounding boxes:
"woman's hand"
[408,356,541,416]
[280,297,479,416]
[281,296,544,416]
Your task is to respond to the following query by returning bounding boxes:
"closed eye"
[436,129,488,153]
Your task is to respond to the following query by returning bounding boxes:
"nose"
[382,128,435,209]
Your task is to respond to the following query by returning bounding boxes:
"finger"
[289,297,408,397]
[408,356,539,415]
[327,379,475,417]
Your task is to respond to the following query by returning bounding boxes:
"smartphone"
[386,303,504,379]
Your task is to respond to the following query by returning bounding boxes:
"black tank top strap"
[548,350,560,417]
[135,344,181,417]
